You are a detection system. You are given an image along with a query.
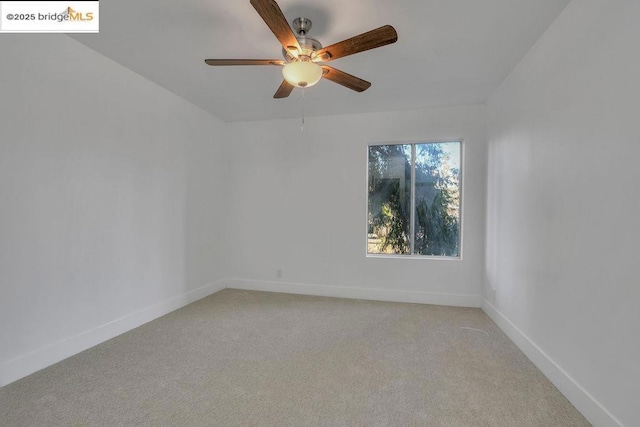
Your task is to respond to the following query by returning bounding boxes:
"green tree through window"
[368,142,461,257]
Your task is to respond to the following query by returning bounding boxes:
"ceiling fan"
[204,0,398,98]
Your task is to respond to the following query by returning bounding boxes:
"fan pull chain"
[300,88,305,132]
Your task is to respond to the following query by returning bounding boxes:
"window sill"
[366,253,462,261]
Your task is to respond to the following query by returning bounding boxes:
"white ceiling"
[71,0,569,122]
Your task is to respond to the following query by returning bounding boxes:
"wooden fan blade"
[274,80,294,98]
[315,25,397,62]
[250,0,301,53]
[321,66,371,92]
[205,59,284,66]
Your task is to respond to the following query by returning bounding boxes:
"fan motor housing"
[282,18,322,61]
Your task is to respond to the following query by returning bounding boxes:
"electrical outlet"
[276,269,282,278]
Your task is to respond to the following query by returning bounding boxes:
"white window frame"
[365,140,464,260]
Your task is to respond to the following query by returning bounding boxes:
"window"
[367,142,462,257]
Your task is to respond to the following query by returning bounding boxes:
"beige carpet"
[1,289,589,426]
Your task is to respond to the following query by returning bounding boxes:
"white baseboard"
[481,299,621,427]
[227,278,481,308]
[0,280,226,387]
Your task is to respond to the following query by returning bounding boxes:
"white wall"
[0,35,228,385]
[485,0,640,425]
[227,105,486,306]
